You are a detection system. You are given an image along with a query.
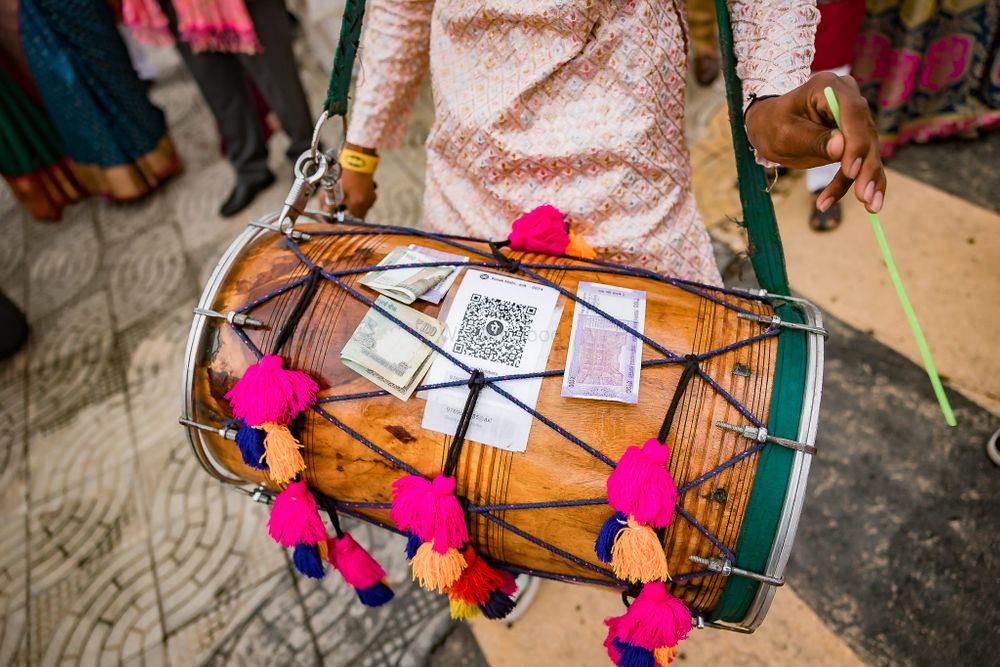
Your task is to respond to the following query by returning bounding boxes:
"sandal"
[809,197,842,232]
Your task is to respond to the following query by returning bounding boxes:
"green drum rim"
[710,302,807,622]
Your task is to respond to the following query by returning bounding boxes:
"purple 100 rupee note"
[561,281,646,404]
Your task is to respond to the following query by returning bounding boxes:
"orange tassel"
[261,422,306,484]
[566,231,597,259]
[611,516,669,583]
[654,645,678,665]
[410,540,466,591]
[449,598,481,619]
[316,538,329,562]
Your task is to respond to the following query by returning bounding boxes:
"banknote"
[358,246,455,304]
[341,296,445,400]
[561,282,645,404]
[407,244,467,304]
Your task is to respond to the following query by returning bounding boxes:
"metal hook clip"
[276,152,329,237]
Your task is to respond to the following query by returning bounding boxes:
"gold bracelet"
[339,149,380,174]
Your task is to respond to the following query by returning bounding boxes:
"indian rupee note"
[341,296,445,400]
[561,282,645,404]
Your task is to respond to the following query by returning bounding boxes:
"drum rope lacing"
[219,216,803,601]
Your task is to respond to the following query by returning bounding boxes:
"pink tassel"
[508,205,571,255]
[267,481,328,548]
[615,581,692,650]
[327,532,386,590]
[607,438,678,528]
[390,474,468,551]
[224,354,318,426]
[604,615,625,664]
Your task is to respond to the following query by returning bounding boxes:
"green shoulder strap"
[322,0,367,117]
[712,0,791,296]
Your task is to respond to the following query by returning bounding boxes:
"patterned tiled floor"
[0,38,455,666]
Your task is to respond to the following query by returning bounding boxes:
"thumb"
[825,129,845,163]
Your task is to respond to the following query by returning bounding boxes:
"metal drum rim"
[737,297,824,631]
[181,213,282,484]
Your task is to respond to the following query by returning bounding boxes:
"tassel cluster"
[598,440,690,665]
[507,205,597,259]
[270,481,395,606]
[391,474,469,591]
[391,474,517,619]
[596,438,677,583]
[603,582,691,666]
[225,353,318,483]
[443,547,518,620]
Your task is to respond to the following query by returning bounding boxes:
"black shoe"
[219,173,276,218]
[0,291,28,360]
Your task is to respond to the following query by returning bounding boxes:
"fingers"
[815,169,854,212]
[821,76,886,212]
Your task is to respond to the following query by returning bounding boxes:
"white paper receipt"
[421,270,561,452]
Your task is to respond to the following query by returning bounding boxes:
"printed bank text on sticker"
[421,270,561,452]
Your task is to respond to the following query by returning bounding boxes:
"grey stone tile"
[28,392,137,503]
[106,224,189,333]
[32,541,164,666]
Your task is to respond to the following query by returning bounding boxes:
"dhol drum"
[181,210,824,632]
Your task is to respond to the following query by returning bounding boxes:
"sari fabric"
[0,0,179,220]
[853,0,1000,157]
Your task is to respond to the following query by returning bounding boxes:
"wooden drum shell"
[184,216,815,622]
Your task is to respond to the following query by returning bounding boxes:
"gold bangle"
[339,149,380,174]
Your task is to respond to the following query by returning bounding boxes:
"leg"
[687,0,720,86]
[238,0,314,159]
[157,0,270,183]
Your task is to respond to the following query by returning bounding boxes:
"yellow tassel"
[410,540,467,592]
[654,645,678,666]
[316,539,329,562]
[449,598,481,620]
[611,516,669,583]
[566,231,597,259]
[261,422,306,484]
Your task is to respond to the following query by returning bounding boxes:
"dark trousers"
[158,0,313,181]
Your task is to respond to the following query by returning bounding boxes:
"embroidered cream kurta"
[347,0,819,284]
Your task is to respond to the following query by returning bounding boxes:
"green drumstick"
[822,86,956,427]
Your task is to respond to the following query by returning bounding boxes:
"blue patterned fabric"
[18,0,167,168]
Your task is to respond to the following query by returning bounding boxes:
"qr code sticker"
[452,294,537,367]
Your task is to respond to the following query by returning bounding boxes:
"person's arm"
[340,0,433,218]
[735,0,886,213]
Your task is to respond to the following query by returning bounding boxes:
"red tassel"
[224,354,318,426]
[445,547,505,605]
[607,438,678,528]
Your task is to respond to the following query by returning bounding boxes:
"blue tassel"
[595,511,628,563]
[293,543,325,579]
[236,423,268,470]
[479,589,516,619]
[404,532,421,560]
[614,639,655,667]
[356,580,395,607]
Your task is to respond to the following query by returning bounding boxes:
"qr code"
[452,294,536,366]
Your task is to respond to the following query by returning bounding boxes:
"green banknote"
[341,296,445,400]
